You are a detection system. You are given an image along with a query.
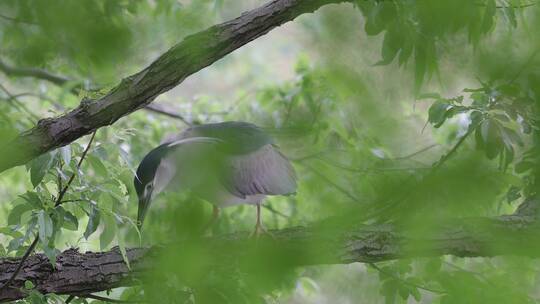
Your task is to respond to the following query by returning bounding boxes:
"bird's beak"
[137,189,153,230]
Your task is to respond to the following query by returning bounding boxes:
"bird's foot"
[249,223,275,239]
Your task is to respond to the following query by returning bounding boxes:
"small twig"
[362,123,481,221]
[473,1,538,8]
[300,162,364,203]
[369,263,446,294]
[431,124,478,173]
[312,158,430,174]
[0,83,40,120]
[0,13,37,25]
[393,144,438,160]
[145,104,191,126]
[56,131,97,207]
[263,205,289,218]
[59,199,88,204]
[0,236,39,291]
[74,294,145,303]
[0,58,190,122]
[508,49,540,85]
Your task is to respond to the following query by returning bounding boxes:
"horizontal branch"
[0,0,349,173]
[0,59,191,125]
[0,59,70,87]
[1,210,540,302]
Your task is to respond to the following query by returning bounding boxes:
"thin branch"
[362,124,481,221]
[0,13,37,25]
[0,59,71,87]
[393,144,438,160]
[474,1,538,8]
[74,294,144,303]
[508,49,540,85]
[0,83,40,121]
[0,236,39,292]
[263,205,289,219]
[0,58,192,124]
[145,104,191,126]
[300,162,364,203]
[55,131,96,207]
[431,124,478,172]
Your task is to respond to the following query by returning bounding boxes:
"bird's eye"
[145,183,153,191]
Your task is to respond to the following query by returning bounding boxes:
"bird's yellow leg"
[201,205,220,234]
[249,203,274,239]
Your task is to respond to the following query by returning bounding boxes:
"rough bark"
[0,247,150,302]
[0,0,350,173]
[2,213,540,302]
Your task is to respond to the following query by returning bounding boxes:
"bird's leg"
[249,203,273,238]
[201,205,220,234]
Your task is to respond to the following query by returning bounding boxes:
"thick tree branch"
[1,209,540,302]
[0,0,350,174]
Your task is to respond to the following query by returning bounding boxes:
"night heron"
[134,121,297,236]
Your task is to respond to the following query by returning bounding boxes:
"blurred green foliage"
[1,0,540,303]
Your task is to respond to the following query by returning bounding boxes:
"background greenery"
[0,0,539,303]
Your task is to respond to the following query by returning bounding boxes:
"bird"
[133,121,297,236]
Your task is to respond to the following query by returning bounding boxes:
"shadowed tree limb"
[0,59,191,125]
[0,59,71,87]
[0,0,351,174]
[1,201,540,302]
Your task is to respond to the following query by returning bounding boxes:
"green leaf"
[42,244,58,267]
[37,211,54,245]
[297,277,319,296]
[84,206,101,239]
[29,152,56,188]
[425,258,442,274]
[8,203,35,226]
[515,160,532,173]
[60,145,71,166]
[480,119,502,159]
[63,211,79,231]
[20,192,43,208]
[0,227,24,239]
[481,0,496,33]
[117,230,131,270]
[87,155,108,177]
[100,213,117,250]
[409,285,421,301]
[506,186,521,203]
[428,101,451,128]
[24,280,35,290]
[414,46,427,96]
[398,284,409,300]
[417,93,441,100]
[398,39,413,66]
[375,26,401,65]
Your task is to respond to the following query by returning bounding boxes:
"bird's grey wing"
[222,144,297,198]
[152,137,222,197]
